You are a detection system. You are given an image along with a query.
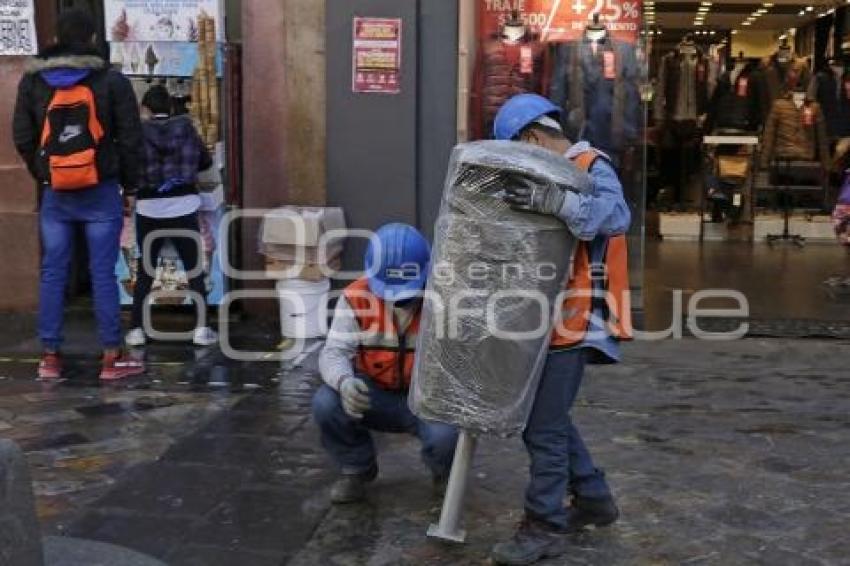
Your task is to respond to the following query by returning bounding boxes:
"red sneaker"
[38,352,63,380]
[99,351,145,381]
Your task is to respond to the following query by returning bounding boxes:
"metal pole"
[427,429,477,543]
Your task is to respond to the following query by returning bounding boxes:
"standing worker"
[489,94,632,565]
[312,223,458,504]
[13,9,145,381]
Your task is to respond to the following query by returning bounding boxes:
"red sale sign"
[478,0,643,44]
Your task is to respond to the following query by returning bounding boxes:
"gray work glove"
[503,175,569,216]
[339,376,371,419]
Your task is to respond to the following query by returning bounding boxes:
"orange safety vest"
[343,278,421,391]
[550,149,633,349]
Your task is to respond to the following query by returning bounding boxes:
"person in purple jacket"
[124,85,218,348]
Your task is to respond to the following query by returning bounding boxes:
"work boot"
[566,495,620,532]
[491,516,568,565]
[330,464,378,504]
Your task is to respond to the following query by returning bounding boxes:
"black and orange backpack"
[39,83,104,190]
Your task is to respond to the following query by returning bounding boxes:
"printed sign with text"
[0,0,37,56]
[479,0,643,44]
[352,17,402,95]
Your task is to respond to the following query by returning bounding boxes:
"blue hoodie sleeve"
[556,158,632,241]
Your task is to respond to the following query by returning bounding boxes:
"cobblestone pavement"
[1,325,849,564]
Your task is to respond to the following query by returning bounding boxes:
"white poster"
[105,0,224,43]
[0,0,37,56]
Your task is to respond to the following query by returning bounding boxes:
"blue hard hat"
[365,223,431,302]
[493,94,562,141]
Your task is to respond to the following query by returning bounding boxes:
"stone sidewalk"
[1,327,849,564]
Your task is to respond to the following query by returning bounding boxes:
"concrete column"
[0,56,40,312]
[240,0,327,312]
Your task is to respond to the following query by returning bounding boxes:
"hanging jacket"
[655,48,710,123]
[707,63,763,132]
[550,37,641,158]
[808,66,850,138]
[12,43,142,193]
[138,114,212,200]
[343,278,421,391]
[759,54,810,123]
[471,36,548,139]
[760,94,830,170]
[550,149,632,351]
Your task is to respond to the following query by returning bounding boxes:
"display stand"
[762,159,827,247]
[700,134,759,241]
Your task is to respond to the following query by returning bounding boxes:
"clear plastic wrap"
[410,141,591,436]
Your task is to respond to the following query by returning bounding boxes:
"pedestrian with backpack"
[12,9,145,381]
[124,84,218,348]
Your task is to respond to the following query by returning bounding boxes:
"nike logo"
[58,125,83,144]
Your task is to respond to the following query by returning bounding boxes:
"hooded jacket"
[138,114,212,200]
[12,44,143,193]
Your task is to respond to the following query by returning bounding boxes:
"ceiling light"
[763,2,774,6]
[799,9,806,15]
[742,21,751,25]
[700,1,712,6]
[731,29,739,34]
[806,6,814,11]
[758,8,768,13]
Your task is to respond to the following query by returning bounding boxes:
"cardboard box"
[261,206,346,246]
[260,242,343,263]
[265,257,342,281]
[260,206,346,261]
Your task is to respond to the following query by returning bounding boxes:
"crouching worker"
[490,94,632,565]
[312,223,458,504]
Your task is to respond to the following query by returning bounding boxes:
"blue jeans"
[39,182,123,350]
[312,378,458,476]
[524,349,612,530]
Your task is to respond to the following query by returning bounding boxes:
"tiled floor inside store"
[644,240,850,331]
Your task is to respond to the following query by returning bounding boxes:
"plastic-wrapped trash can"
[276,278,331,338]
[410,141,591,438]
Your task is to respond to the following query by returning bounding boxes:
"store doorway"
[644,1,850,333]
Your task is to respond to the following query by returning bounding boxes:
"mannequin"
[760,37,810,121]
[809,42,850,142]
[730,51,747,85]
[471,10,547,139]
[501,10,526,43]
[549,13,640,162]
[707,52,762,132]
[655,34,710,203]
[585,13,607,44]
[761,86,829,172]
[776,37,792,64]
